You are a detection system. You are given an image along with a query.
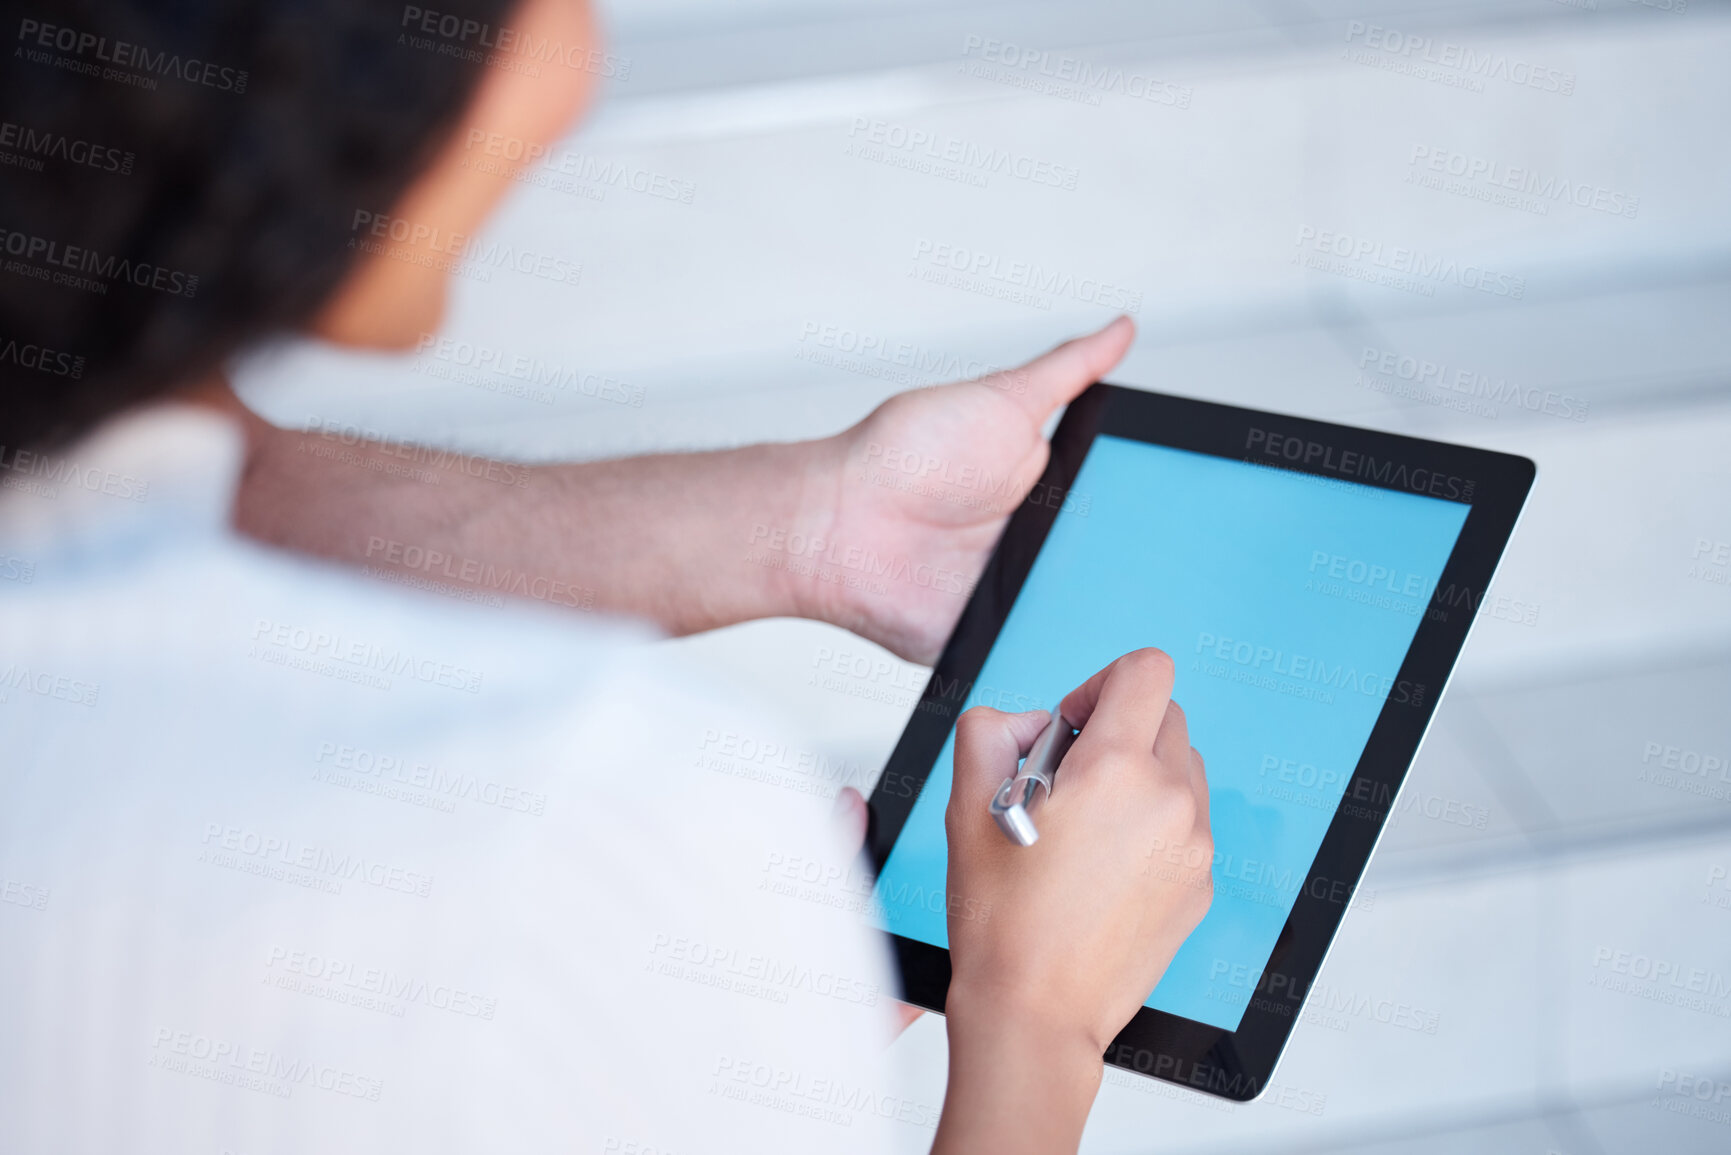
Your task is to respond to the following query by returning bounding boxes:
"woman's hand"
[233,318,1134,664]
[934,649,1213,1155]
[794,317,1135,664]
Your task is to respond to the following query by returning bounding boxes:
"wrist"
[935,983,1104,1155]
[547,436,844,636]
[766,431,847,626]
[633,434,841,633]
[945,981,1107,1064]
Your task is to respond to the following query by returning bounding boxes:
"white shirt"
[0,407,920,1154]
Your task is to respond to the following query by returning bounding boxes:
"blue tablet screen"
[873,434,1469,1030]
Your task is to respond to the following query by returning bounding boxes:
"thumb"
[988,315,1136,423]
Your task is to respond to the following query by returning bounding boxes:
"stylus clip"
[988,706,1078,847]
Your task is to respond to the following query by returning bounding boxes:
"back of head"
[0,0,515,450]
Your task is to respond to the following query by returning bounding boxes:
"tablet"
[866,383,1534,1101]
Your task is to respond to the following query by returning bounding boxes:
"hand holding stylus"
[934,649,1213,1155]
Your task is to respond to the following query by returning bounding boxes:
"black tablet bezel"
[866,382,1535,1102]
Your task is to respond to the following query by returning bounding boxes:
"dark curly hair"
[0,0,518,449]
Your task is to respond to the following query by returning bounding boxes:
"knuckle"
[1121,647,1176,687]
[954,706,999,745]
[956,705,991,729]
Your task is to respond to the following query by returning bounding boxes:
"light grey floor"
[236,1,1731,1150]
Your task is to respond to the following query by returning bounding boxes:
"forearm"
[934,990,1104,1155]
[230,404,843,635]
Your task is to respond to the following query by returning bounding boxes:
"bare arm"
[936,995,1107,1154]
[227,318,1135,662]
[231,399,834,636]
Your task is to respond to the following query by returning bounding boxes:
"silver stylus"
[987,705,1078,846]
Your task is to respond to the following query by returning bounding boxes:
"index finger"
[948,706,1059,819]
[1058,648,1177,759]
